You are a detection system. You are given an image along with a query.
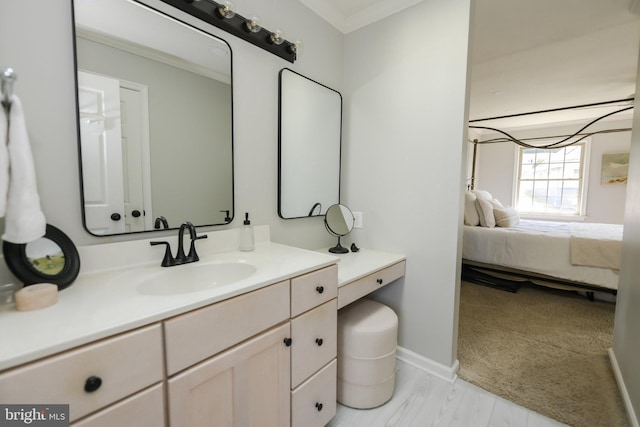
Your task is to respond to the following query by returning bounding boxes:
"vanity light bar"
[160,0,297,63]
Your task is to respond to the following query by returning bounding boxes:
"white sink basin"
[136,262,256,295]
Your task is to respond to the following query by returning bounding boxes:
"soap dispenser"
[239,212,254,251]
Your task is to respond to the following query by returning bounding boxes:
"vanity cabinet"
[0,262,342,427]
[0,324,164,424]
[165,265,339,427]
[290,265,338,427]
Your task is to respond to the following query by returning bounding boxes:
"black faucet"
[154,216,169,229]
[150,221,208,267]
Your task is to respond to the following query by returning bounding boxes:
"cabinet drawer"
[338,260,405,309]
[291,299,337,388]
[72,384,164,427]
[0,324,163,422]
[291,359,337,427]
[165,280,290,375]
[291,264,337,317]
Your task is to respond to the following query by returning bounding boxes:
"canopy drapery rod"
[472,127,632,145]
[470,105,633,149]
[469,97,634,123]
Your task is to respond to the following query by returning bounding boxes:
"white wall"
[342,0,473,368]
[0,0,343,266]
[472,119,632,224]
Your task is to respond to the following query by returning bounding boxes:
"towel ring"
[3,224,80,290]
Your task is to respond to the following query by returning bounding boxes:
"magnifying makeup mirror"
[2,224,81,290]
[324,204,354,254]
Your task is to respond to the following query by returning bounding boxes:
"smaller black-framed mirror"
[3,224,81,290]
[324,204,354,254]
[278,68,342,219]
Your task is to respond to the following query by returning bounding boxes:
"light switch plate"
[353,211,363,229]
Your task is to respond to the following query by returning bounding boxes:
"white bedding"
[570,223,622,270]
[462,220,621,290]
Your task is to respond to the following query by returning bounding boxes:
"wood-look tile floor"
[327,359,567,427]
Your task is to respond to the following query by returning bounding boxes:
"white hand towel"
[2,95,46,244]
[0,104,8,216]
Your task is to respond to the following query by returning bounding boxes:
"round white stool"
[337,299,398,409]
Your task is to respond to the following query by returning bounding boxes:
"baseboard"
[396,346,459,383]
[609,348,639,427]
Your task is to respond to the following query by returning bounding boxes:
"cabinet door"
[168,323,291,427]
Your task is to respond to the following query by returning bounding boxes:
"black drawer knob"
[316,286,324,294]
[315,338,323,346]
[110,213,121,221]
[84,376,102,393]
[283,337,292,347]
[376,278,383,284]
[315,402,323,411]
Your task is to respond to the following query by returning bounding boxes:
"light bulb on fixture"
[289,40,303,56]
[217,1,236,19]
[245,15,262,33]
[270,29,285,45]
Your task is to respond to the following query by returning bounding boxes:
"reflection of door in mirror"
[278,69,342,219]
[74,0,234,236]
[78,71,126,235]
[120,81,152,233]
[79,71,152,235]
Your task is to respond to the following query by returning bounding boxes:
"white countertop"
[0,227,338,370]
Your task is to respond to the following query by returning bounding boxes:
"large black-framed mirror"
[278,68,342,219]
[73,0,234,236]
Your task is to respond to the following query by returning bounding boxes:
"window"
[515,143,587,216]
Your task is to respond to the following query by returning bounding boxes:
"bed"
[464,102,629,298]
[461,192,622,297]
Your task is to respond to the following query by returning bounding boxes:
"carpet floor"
[457,281,629,427]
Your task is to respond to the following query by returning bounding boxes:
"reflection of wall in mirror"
[76,37,233,230]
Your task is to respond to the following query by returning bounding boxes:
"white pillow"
[472,190,493,201]
[476,199,496,227]
[490,198,504,209]
[494,206,520,227]
[464,191,480,226]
